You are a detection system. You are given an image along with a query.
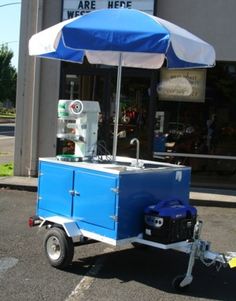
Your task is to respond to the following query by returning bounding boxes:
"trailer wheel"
[172,274,191,292]
[44,227,74,269]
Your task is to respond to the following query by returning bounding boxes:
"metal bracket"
[69,190,80,196]
[111,187,119,194]
[110,215,118,222]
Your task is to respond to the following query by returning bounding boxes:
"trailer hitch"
[173,220,236,291]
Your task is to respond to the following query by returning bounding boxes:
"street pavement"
[1,188,236,301]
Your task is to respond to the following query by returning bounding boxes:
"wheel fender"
[40,216,81,238]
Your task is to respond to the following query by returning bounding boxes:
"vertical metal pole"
[112,53,123,161]
[147,70,158,159]
[28,0,43,176]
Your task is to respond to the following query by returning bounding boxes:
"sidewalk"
[0,176,235,207]
[0,176,37,191]
[190,186,236,207]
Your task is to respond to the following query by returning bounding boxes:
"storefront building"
[15,0,236,187]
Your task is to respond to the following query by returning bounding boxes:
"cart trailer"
[35,157,191,242]
[29,156,236,291]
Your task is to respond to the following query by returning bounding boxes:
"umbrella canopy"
[29,8,215,69]
[29,8,216,159]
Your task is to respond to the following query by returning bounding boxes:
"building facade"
[15,0,236,186]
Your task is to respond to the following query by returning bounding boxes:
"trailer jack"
[173,220,236,291]
[133,220,236,291]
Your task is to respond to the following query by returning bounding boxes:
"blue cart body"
[37,158,191,242]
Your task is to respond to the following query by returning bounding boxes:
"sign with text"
[63,0,154,19]
[158,69,206,103]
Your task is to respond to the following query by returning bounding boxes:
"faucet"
[130,138,140,167]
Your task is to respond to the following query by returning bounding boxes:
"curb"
[190,199,236,208]
[0,182,37,192]
[0,176,37,192]
[190,188,236,208]
[0,183,37,192]
[0,118,15,124]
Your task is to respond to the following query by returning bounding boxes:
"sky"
[0,0,21,69]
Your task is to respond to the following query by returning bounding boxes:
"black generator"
[143,200,197,244]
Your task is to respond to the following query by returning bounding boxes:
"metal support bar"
[154,152,236,161]
[112,53,123,161]
[179,221,203,287]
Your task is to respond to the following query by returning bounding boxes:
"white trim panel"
[39,216,82,237]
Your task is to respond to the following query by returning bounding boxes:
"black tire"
[172,274,191,292]
[44,227,74,269]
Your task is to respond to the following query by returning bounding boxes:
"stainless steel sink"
[105,165,140,172]
[104,161,168,172]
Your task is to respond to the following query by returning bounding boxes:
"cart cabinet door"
[37,162,73,217]
[73,171,118,230]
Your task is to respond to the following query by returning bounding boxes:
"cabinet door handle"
[74,191,80,196]
[69,190,80,196]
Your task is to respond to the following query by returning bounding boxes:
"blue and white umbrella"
[29,8,215,158]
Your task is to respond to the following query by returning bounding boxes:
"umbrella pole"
[112,53,123,161]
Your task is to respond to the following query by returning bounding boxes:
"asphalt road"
[0,189,236,301]
[0,123,15,164]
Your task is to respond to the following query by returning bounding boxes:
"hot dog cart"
[29,100,236,291]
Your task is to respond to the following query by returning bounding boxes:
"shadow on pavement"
[65,246,236,300]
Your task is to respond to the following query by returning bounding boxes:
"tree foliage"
[0,45,17,106]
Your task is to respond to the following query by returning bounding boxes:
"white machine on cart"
[29,99,236,292]
[57,99,100,161]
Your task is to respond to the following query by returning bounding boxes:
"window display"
[154,63,236,180]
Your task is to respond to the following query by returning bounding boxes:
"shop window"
[154,63,236,181]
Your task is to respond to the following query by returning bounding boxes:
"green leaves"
[0,162,13,176]
[0,45,17,106]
